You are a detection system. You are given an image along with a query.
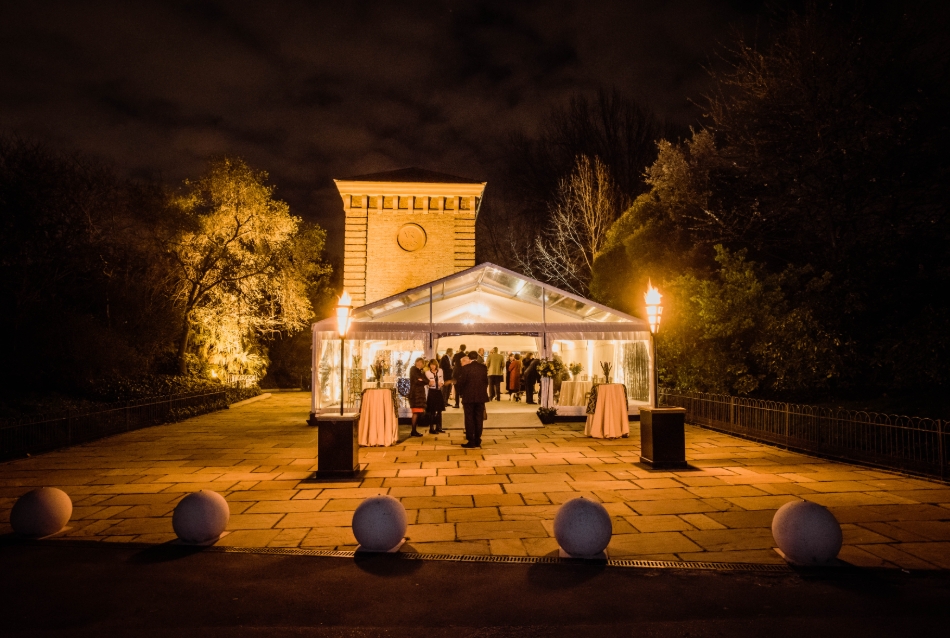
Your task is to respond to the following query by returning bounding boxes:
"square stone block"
[313,414,360,477]
[639,407,687,469]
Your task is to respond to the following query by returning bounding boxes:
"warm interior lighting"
[644,280,663,334]
[336,290,353,337]
[470,302,489,317]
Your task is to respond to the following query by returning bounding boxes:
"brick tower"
[334,168,487,306]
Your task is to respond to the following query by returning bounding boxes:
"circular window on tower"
[396,223,427,252]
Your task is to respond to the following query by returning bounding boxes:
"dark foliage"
[0,137,180,395]
[591,2,950,408]
[0,137,328,410]
[698,2,950,396]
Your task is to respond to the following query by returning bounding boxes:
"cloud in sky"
[0,0,767,252]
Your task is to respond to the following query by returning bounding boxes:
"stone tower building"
[334,168,487,306]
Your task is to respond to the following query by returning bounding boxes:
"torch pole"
[652,332,659,408]
[339,336,345,416]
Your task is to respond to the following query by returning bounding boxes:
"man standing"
[451,344,467,408]
[454,351,489,448]
[486,347,505,401]
[440,348,454,407]
[523,353,540,404]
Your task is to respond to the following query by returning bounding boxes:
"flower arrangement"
[600,361,613,381]
[536,406,558,424]
[568,363,583,377]
[536,357,565,378]
[369,361,386,387]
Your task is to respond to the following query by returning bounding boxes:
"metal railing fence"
[0,390,228,461]
[661,391,947,480]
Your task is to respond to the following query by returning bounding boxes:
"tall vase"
[540,377,555,408]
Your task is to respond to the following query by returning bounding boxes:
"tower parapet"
[334,168,486,306]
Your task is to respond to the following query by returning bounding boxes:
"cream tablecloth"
[358,388,398,447]
[558,381,593,407]
[584,384,629,439]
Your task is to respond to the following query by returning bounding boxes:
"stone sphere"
[172,490,230,544]
[352,495,407,551]
[10,487,72,537]
[553,497,612,558]
[772,500,842,565]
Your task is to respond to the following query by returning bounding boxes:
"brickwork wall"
[341,192,478,305]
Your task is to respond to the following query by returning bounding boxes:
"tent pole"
[541,286,547,356]
[428,286,434,359]
[310,325,318,417]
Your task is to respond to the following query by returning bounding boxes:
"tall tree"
[518,156,621,295]
[478,88,677,269]
[162,158,317,375]
[592,2,950,400]
[0,137,177,393]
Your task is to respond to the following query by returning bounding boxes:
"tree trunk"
[177,316,191,375]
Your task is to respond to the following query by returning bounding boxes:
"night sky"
[0,1,770,257]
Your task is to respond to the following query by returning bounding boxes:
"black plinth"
[639,406,687,469]
[311,413,360,478]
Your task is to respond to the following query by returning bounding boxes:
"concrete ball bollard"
[553,497,612,559]
[172,490,230,544]
[10,487,73,537]
[772,500,842,565]
[352,495,407,552]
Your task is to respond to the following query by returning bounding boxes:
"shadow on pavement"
[127,541,209,564]
[526,560,607,589]
[353,550,424,576]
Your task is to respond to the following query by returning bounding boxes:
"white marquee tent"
[311,263,654,417]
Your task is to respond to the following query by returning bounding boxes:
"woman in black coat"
[408,357,428,437]
[424,359,446,434]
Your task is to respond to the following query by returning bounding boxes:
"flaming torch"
[335,290,353,415]
[644,281,663,407]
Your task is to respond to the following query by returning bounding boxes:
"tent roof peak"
[337,262,645,327]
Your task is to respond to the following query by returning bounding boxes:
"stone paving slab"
[2,392,949,570]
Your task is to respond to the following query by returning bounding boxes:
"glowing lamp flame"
[643,279,663,334]
[336,289,353,337]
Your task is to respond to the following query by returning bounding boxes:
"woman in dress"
[424,358,446,434]
[408,357,428,437]
[507,353,522,400]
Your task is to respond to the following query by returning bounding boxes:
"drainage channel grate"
[211,545,791,573]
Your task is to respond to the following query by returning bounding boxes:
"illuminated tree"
[164,157,318,375]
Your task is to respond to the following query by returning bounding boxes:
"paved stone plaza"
[2,392,949,569]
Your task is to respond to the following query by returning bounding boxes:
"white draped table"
[584,384,629,439]
[558,380,593,407]
[358,388,398,447]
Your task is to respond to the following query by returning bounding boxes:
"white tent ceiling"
[313,262,649,334]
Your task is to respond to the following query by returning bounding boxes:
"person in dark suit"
[407,357,428,437]
[439,348,454,407]
[523,353,541,404]
[454,351,489,448]
[450,344,467,408]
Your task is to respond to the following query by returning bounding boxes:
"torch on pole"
[644,280,663,408]
[335,291,353,416]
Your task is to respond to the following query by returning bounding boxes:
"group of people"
[403,345,543,449]
[501,351,542,404]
